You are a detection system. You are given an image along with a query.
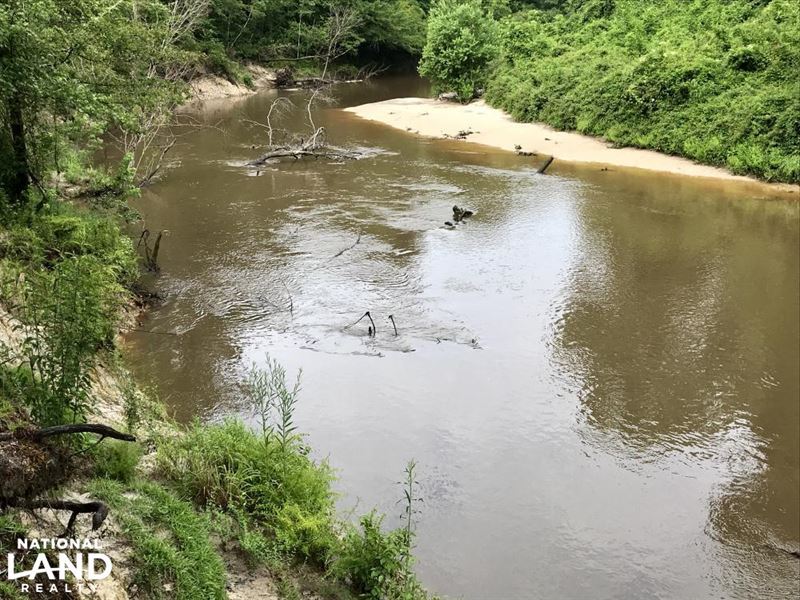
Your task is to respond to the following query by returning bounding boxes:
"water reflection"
[550,173,800,597]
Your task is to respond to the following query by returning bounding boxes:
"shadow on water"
[125,75,800,599]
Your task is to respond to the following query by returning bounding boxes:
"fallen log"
[249,147,361,165]
[538,155,555,174]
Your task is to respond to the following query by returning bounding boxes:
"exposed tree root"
[0,423,136,443]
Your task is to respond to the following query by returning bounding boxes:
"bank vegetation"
[419,0,799,183]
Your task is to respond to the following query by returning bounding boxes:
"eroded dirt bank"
[186,64,275,103]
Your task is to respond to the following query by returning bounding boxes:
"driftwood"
[250,146,361,164]
[330,232,361,260]
[249,125,362,165]
[538,155,555,174]
[137,228,168,271]
[0,423,136,443]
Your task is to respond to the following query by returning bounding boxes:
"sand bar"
[345,97,798,193]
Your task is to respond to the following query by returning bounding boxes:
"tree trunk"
[7,91,30,204]
[4,10,30,206]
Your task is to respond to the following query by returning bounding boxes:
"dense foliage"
[0,203,136,425]
[196,0,428,67]
[0,0,189,208]
[419,0,499,100]
[484,0,800,181]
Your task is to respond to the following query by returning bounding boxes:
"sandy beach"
[346,97,798,192]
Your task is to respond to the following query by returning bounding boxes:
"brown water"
[125,76,800,599]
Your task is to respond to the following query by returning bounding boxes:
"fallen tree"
[246,7,365,166]
[249,124,362,165]
[0,423,136,535]
[0,423,136,443]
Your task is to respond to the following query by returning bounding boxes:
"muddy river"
[125,76,800,599]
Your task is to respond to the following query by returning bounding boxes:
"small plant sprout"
[244,355,302,448]
[399,459,423,594]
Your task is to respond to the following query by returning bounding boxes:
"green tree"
[418,0,499,101]
[0,0,191,209]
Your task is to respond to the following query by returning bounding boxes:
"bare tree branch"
[0,423,136,443]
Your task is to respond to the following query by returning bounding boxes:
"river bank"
[345,97,799,196]
[0,190,431,600]
[186,64,275,103]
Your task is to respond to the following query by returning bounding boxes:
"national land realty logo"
[5,537,112,594]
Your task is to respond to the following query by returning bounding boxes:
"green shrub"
[333,512,412,599]
[92,440,142,482]
[0,203,137,284]
[157,419,337,563]
[419,0,499,101]
[2,255,126,425]
[202,43,242,83]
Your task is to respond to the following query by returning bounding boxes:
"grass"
[156,419,338,565]
[88,477,227,600]
[91,439,143,483]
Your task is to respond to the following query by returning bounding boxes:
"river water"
[125,76,800,599]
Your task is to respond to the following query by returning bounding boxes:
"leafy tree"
[196,0,425,64]
[0,0,195,209]
[418,0,499,101]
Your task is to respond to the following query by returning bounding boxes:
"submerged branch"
[538,155,555,174]
[331,232,361,259]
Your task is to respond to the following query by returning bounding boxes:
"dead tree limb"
[138,139,176,187]
[250,144,362,165]
[246,7,362,166]
[346,311,377,336]
[331,232,361,259]
[9,498,110,535]
[538,156,555,174]
[136,228,167,271]
[0,423,136,443]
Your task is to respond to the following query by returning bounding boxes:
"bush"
[1,255,126,425]
[0,203,138,284]
[333,512,412,599]
[156,419,337,563]
[93,440,142,482]
[418,0,499,101]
